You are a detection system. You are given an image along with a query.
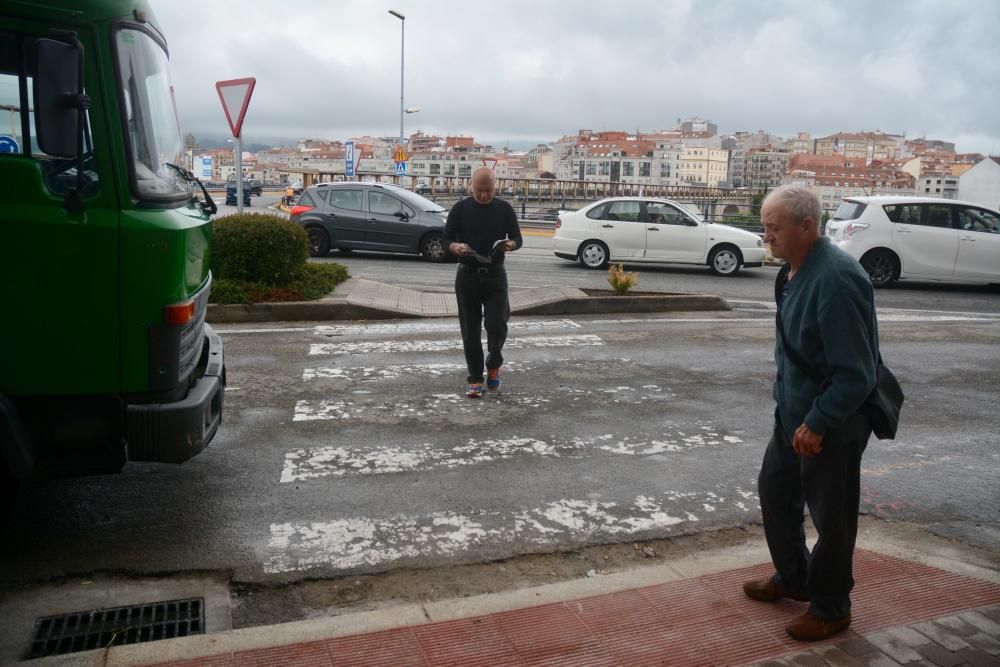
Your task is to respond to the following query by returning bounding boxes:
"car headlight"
[757,239,763,248]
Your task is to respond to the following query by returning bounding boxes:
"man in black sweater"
[442,167,523,398]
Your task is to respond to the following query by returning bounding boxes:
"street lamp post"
[389,10,405,148]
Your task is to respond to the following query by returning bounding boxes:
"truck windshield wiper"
[165,162,217,216]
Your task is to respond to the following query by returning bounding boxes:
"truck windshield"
[115,28,188,201]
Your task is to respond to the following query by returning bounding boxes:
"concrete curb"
[207,282,731,324]
[34,519,1000,666]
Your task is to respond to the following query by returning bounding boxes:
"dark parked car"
[415,183,433,195]
[248,179,263,196]
[225,182,251,207]
[290,182,450,262]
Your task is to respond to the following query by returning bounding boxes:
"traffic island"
[207,278,730,324]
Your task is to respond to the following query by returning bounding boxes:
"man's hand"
[792,423,824,456]
[450,242,473,257]
[502,239,518,252]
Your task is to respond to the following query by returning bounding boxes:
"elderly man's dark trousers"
[758,412,871,620]
[455,264,509,382]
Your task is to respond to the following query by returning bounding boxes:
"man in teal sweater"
[742,185,879,642]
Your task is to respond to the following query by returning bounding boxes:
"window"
[920,204,953,228]
[956,207,1000,234]
[598,161,610,176]
[328,189,363,211]
[833,201,867,221]
[623,161,634,177]
[299,190,317,207]
[585,161,596,176]
[116,28,186,200]
[369,191,413,217]
[639,162,651,177]
[586,203,609,219]
[603,201,641,222]
[0,31,100,197]
[645,201,694,226]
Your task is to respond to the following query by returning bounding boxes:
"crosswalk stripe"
[301,357,635,382]
[312,318,580,337]
[291,382,674,422]
[280,425,746,483]
[308,334,604,356]
[262,487,758,574]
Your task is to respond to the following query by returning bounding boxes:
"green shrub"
[211,263,349,304]
[212,213,309,285]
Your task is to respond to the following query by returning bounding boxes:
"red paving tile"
[145,550,1000,667]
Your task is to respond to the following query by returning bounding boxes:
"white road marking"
[280,423,744,482]
[291,383,675,422]
[309,334,604,356]
[215,327,312,335]
[313,319,581,337]
[262,488,758,574]
[301,357,635,382]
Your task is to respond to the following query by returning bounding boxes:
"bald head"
[472,167,496,204]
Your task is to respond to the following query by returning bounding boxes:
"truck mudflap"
[125,324,225,463]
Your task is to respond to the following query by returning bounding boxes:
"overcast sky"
[156,0,1000,153]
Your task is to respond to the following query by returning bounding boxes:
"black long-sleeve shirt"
[442,197,523,265]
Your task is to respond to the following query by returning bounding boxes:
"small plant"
[607,264,639,295]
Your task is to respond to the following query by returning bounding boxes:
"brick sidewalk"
[149,550,1000,667]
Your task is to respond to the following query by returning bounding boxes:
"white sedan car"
[826,196,1000,287]
[553,197,766,276]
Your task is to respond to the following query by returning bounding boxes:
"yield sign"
[215,77,256,138]
[482,158,498,170]
[393,145,408,163]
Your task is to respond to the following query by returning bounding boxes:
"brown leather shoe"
[742,577,809,602]
[786,612,852,641]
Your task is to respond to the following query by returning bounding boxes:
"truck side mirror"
[34,38,84,158]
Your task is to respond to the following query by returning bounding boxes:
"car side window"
[645,201,694,226]
[919,204,954,229]
[883,204,921,224]
[586,203,608,220]
[328,189,363,211]
[956,207,1000,234]
[369,191,413,217]
[603,201,641,222]
[298,190,317,207]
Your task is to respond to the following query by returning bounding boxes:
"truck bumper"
[126,325,225,463]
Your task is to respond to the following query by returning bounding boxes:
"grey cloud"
[155,0,1000,152]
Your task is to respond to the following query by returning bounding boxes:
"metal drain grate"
[26,597,204,659]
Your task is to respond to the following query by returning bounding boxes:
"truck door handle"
[602,224,614,228]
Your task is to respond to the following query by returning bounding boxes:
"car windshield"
[833,201,867,221]
[382,184,446,212]
[115,28,189,201]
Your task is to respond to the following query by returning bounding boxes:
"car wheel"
[307,227,331,257]
[579,241,609,269]
[420,233,447,262]
[709,245,742,276]
[860,249,899,287]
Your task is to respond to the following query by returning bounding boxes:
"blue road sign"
[395,161,406,176]
[0,135,20,154]
[345,140,355,178]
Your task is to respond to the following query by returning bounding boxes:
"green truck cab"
[0,1,225,496]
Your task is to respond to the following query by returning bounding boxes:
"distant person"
[443,167,522,398]
[743,185,880,642]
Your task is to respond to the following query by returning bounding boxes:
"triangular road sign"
[393,145,408,162]
[482,158,498,170]
[216,77,256,138]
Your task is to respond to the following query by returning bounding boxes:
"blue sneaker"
[486,367,502,392]
[466,381,484,398]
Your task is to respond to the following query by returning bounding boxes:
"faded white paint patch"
[292,394,551,422]
[302,358,636,383]
[313,319,581,337]
[309,334,603,356]
[262,489,759,574]
[280,423,745,482]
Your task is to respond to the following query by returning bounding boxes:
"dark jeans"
[455,264,510,382]
[758,412,871,620]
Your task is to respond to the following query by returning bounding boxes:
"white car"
[553,197,766,276]
[825,196,1000,287]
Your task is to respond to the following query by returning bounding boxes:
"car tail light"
[289,205,314,217]
[843,222,869,239]
[555,216,562,230]
[164,300,195,326]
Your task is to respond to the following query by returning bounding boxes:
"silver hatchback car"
[291,182,450,261]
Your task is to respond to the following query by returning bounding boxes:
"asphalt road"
[3,307,998,588]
